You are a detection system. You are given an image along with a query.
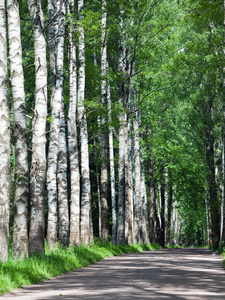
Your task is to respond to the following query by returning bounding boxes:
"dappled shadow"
[1,248,225,299]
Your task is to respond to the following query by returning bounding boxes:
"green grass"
[0,241,161,295]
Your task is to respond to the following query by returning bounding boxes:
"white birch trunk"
[222,0,225,244]
[108,83,117,245]
[128,117,134,242]
[117,9,126,245]
[100,0,108,242]
[28,0,47,254]
[78,0,92,246]
[58,102,69,246]
[118,112,126,244]
[172,200,179,246]
[93,136,101,238]
[7,0,29,259]
[0,1,11,262]
[46,0,57,247]
[67,0,80,246]
[125,118,133,244]
[133,110,141,244]
[141,169,149,244]
[47,0,66,248]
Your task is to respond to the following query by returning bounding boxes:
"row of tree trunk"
[1,0,221,261]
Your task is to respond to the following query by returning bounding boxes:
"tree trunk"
[78,0,92,246]
[46,0,66,248]
[221,0,225,244]
[58,102,69,246]
[128,117,134,243]
[173,200,179,246]
[100,0,108,242]
[28,0,47,254]
[7,0,29,259]
[141,168,149,244]
[108,82,117,245]
[147,151,160,244]
[166,174,173,245]
[125,116,133,244]
[221,142,225,243]
[0,1,11,262]
[117,9,126,245]
[160,166,165,247]
[67,0,80,246]
[205,114,220,250]
[118,112,126,244]
[133,110,141,244]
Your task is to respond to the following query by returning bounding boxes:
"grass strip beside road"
[0,241,161,295]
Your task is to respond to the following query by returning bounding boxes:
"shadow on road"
[1,248,225,300]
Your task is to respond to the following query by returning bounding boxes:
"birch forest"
[0,0,224,261]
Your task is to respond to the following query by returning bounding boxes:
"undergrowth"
[0,241,161,295]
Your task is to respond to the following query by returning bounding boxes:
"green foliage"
[0,241,161,295]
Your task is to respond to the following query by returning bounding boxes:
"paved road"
[1,248,225,299]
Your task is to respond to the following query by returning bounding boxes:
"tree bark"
[28,0,47,254]
[78,0,92,246]
[118,112,126,244]
[67,0,80,246]
[46,0,66,248]
[117,8,126,245]
[100,0,109,242]
[108,82,117,245]
[125,116,133,244]
[160,166,165,247]
[205,112,220,250]
[221,0,225,244]
[147,137,160,244]
[0,1,11,262]
[133,110,141,244]
[58,102,69,246]
[166,174,173,245]
[7,0,29,259]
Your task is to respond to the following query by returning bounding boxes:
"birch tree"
[0,0,11,262]
[46,0,66,248]
[117,9,126,245]
[78,0,92,246]
[58,102,69,246]
[100,0,109,242]
[133,109,141,244]
[28,0,47,254]
[108,83,117,244]
[7,0,29,259]
[67,0,80,246]
[125,119,133,244]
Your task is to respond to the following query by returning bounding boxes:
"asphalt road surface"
[1,248,225,299]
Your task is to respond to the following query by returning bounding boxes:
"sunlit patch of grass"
[0,241,161,295]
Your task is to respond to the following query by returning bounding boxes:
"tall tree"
[117,8,126,245]
[108,83,117,244]
[58,102,69,246]
[7,0,29,259]
[78,0,92,246]
[67,0,80,246]
[133,109,141,244]
[100,0,109,242]
[0,0,11,262]
[46,0,66,248]
[28,0,47,254]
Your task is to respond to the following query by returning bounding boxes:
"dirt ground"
[1,248,225,299]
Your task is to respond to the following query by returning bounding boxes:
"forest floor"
[1,248,225,299]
